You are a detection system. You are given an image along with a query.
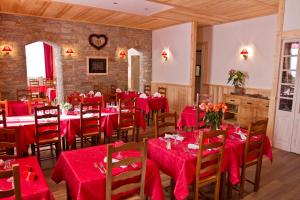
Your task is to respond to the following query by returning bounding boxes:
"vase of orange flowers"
[199,102,228,130]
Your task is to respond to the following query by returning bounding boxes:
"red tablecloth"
[51,144,164,200]
[116,91,139,100]
[177,106,205,128]
[147,126,272,200]
[6,109,146,153]
[0,156,53,200]
[7,101,29,117]
[46,88,56,102]
[136,97,169,114]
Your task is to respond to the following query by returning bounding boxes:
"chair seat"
[38,137,59,145]
[198,175,217,188]
[81,132,101,137]
[125,195,142,200]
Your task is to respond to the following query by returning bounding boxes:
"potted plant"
[199,102,228,130]
[60,102,72,115]
[227,69,247,94]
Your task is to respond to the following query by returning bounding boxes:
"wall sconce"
[65,48,74,56]
[2,46,12,55]
[119,50,126,59]
[240,49,249,60]
[161,50,168,61]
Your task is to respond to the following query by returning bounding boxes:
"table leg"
[66,183,71,200]
[170,178,175,200]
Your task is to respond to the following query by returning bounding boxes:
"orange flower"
[222,105,228,112]
[214,105,220,112]
[208,102,214,109]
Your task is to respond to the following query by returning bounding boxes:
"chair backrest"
[0,109,7,128]
[144,84,151,95]
[43,79,54,87]
[0,128,20,159]
[16,89,32,100]
[106,139,148,200]
[195,129,226,187]
[0,164,21,200]
[67,93,83,108]
[118,98,136,131]
[244,119,268,163]
[0,100,8,117]
[154,112,177,138]
[34,105,61,145]
[158,87,167,97]
[80,101,102,137]
[111,85,117,94]
[28,98,49,115]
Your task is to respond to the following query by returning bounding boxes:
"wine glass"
[194,132,200,145]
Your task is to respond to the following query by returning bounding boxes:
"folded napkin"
[139,93,147,99]
[79,93,86,97]
[94,92,102,97]
[88,90,94,95]
[164,134,184,141]
[153,92,161,97]
[0,159,4,167]
[237,130,247,140]
[23,171,38,182]
[103,157,119,163]
[116,88,122,93]
[187,143,199,150]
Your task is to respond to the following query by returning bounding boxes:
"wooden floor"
[40,124,300,200]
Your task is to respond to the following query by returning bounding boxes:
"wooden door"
[274,41,300,152]
[131,56,140,91]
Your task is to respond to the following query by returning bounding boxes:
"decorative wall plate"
[88,34,108,50]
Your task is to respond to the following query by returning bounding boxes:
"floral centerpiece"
[199,102,228,130]
[227,69,247,94]
[59,102,73,115]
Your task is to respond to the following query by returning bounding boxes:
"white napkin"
[187,144,199,150]
[237,130,247,140]
[103,157,119,163]
[79,93,86,97]
[116,88,122,93]
[164,134,184,141]
[88,90,94,95]
[94,92,102,97]
[153,92,161,97]
[0,159,4,167]
[139,93,147,99]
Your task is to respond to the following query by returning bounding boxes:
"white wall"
[203,15,277,89]
[152,22,192,85]
[283,0,300,31]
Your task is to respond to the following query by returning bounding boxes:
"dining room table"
[0,156,54,200]
[6,108,146,153]
[147,124,273,200]
[51,143,164,200]
[177,106,205,129]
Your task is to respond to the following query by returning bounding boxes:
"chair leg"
[81,137,84,148]
[31,143,35,156]
[50,144,54,157]
[36,144,41,165]
[239,167,246,199]
[227,173,233,199]
[254,162,262,192]
[170,178,176,200]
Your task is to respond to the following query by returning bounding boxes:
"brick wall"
[0,13,152,100]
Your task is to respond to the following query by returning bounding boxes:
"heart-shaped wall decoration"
[88,34,108,50]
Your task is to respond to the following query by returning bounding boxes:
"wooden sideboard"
[223,94,269,128]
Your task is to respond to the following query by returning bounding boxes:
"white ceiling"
[53,0,173,16]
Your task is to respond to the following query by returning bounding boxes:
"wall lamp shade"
[240,49,249,60]
[119,50,126,59]
[2,46,12,54]
[66,48,74,56]
[161,50,168,61]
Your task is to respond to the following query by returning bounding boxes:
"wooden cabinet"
[223,94,269,128]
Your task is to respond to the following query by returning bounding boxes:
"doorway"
[128,48,141,91]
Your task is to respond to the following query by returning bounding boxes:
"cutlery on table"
[94,162,105,174]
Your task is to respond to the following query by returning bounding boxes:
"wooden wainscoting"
[202,83,271,104]
[151,82,192,114]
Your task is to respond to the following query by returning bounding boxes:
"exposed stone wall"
[0,13,152,100]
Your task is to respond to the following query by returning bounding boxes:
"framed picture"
[87,57,108,75]
[195,65,201,77]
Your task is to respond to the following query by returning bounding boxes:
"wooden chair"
[236,119,268,198]
[29,78,40,98]
[194,129,226,200]
[158,87,167,97]
[67,92,83,109]
[79,102,102,148]
[43,78,54,87]
[117,98,136,142]
[33,105,62,164]
[0,99,8,116]
[28,98,49,114]
[106,139,148,200]
[16,89,32,100]
[0,109,6,128]
[154,112,177,138]
[144,84,151,95]
[0,164,21,200]
[0,128,20,159]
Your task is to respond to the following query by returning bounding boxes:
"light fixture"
[161,50,168,61]
[2,46,12,55]
[65,48,74,56]
[240,49,249,60]
[119,50,126,59]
